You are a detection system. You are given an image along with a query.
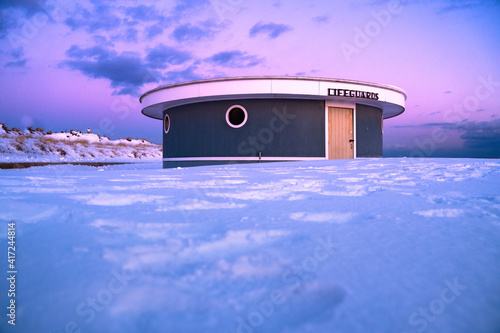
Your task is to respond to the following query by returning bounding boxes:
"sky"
[0,0,499,157]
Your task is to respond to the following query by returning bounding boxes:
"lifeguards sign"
[328,88,379,101]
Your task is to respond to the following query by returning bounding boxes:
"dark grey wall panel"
[356,104,383,157]
[163,160,279,168]
[163,99,325,158]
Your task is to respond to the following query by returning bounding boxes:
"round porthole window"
[226,105,248,128]
[164,114,170,134]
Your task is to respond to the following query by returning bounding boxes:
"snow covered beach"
[0,158,499,332]
[0,123,162,163]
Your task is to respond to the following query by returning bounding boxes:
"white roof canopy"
[140,76,407,119]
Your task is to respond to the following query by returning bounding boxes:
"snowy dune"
[0,158,499,333]
[0,123,161,162]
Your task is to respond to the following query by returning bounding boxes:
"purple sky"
[1,0,499,157]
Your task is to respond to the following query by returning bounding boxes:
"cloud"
[366,0,498,15]
[438,1,480,14]
[10,46,24,59]
[171,20,225,43]
[91,35,114,47]
[0,11,8,36]
[437,0,499,14]
[390,119,500,156]
[145,23,166,39]
[124,5,164,23]
[312,15,329,23]
[112,27,139,43]
[0,0,47,13]
[123,4,170,40]
[392,122,451,129]
[455,119,500,151]
[60,45,162,96]
[0,0,49,36]
[163,66,204,85]
[171,0,211,17]
[64,3,170,41]
[249,21,292,39]
[205,50,264,68]
[65,44,108,59]
[3,46,28,68]
[122,5,170,39]
[64,3,122,33]
[4,59,27,68]
[146,44,192,69]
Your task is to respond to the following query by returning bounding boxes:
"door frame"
[325,101,356,159]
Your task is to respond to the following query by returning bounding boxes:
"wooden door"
[328,107,354,159]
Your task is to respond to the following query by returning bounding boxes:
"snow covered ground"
[0,158,499,333]
[0,123,161,162]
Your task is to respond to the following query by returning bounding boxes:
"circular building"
[140,76,406,168]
